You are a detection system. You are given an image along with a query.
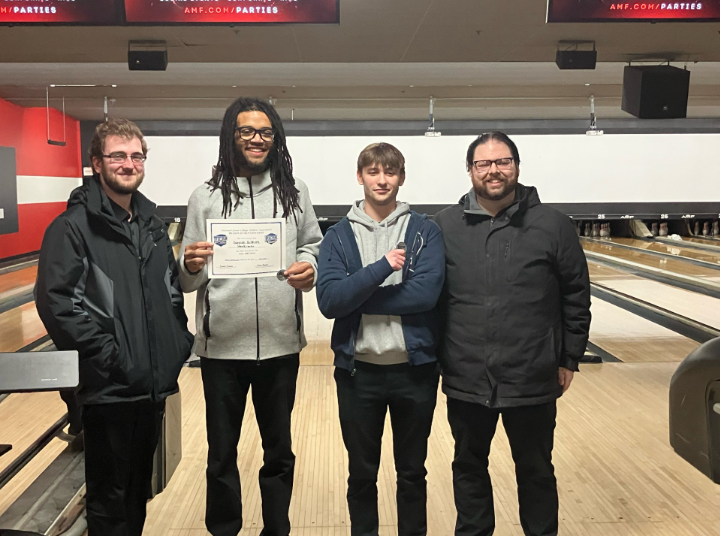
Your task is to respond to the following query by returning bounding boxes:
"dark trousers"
[201,354,300,536]
[335,362,440,536]
[82,399,165,536]
[447,398,558,536]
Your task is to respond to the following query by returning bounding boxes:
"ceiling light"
[111,84,118,88]
[585,83,591,86]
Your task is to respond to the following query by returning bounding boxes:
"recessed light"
[111,84,118,88]
[409,85,414,88]
[292,85,296,88]
[468,84,473,87]
[232,85,237,88]
[585,83,591,86]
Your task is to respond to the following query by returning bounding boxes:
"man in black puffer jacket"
[35,119,194,536]
[435,131,591,536]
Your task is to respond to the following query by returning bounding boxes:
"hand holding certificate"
[207,218,286,279]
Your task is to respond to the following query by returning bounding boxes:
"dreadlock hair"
[208,97,300,218]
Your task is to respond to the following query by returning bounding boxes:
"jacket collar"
[235,168,273,198]
[461,183,539,220]
[76,178,157,232]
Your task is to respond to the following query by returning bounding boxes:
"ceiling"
[1,0,720,121]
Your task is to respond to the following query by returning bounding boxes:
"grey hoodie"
[178,170,322,361]
[348,200,411,365]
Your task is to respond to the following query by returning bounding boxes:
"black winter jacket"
[434,184,591,408]
[35,179,194,405]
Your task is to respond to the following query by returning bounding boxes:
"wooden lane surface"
[0,302,47,353]
[609,237,720,265]
[143,358,720,535]
[582,240,720,283]
[0,266,37,302]
[589,299,698,363]
[0,392,68,516]
[588,262,720,330]
[684,236,720,248]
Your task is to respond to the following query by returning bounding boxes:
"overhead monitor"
[124,0,339,24]
[547,0,720,22]
[0,0,119,24]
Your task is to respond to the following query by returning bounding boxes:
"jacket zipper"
[248,178,261,364]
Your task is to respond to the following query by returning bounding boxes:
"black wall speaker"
[128,49,168,71]
[621,65,690,119]
[555,50,597,70]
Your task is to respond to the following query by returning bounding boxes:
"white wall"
[140,133,720,206]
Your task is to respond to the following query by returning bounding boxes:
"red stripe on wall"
[0,202,67,259]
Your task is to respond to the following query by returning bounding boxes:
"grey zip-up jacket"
[178,170,322,361]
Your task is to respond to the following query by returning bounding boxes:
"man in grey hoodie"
[317,143,445,536]
[178,98,322,536]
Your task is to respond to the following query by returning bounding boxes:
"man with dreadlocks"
[178,97,322,536]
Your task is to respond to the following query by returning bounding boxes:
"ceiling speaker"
[128,49,168,71]
[621,65,690,119]
[555,50,597,70]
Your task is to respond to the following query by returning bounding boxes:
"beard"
[100,165,144,195]
[474,176,517,201]
[236,147,272,175]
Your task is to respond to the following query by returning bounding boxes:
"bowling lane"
[607,237,720,265]
[582,239,720,283]
[0,302,47,353]
[0,266,37,303]
[589,299,699,362]
[588,261,720,330]
[683,236,720,248]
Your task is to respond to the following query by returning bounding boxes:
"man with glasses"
[36,118,194,536]
[179,97,322,536]
[434,131,591,536]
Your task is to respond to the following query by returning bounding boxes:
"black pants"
[447,398,558,536]
[335,362,440,536]
[83,399,165,536]
[201,354,300,536]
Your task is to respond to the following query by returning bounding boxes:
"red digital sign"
[0,0,118,24]
[547,0,720,21]
[124,0,339,24]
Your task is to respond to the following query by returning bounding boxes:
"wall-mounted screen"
[0,0,119,24]
[124,0,339,24]
[547,0,720,22]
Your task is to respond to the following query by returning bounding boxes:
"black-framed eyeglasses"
[234,126,275,142]
[102,152,147,164]
[472,157,514,172]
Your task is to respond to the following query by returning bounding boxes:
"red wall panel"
[0,99,24,148]
[0,96,81,260]
[18,107,82,178]
[0,202,66,259]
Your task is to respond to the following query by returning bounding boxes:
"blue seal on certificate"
[265,233,278,245]
[213,234,228,247]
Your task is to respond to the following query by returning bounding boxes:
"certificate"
[206,218,286,279]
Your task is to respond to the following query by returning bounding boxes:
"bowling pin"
[713,221,719,237]
[703,222,710,236]
[694,221,700,235]
[592,222,600,237]
[651,222,659,236]
[659,222,668,237]
[584,222,591,237]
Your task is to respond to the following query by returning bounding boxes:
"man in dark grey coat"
[434,131,591,536]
